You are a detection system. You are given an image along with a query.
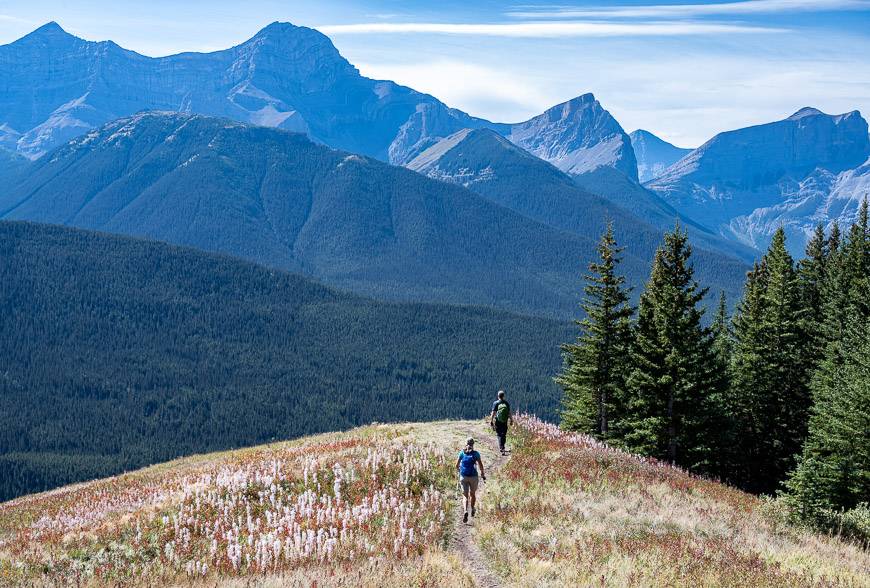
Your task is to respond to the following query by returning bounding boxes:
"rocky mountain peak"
[509,93,638,180]
[788,107,824,120]
[9,21,79,47]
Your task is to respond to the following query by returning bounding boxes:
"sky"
[0,0,869,146]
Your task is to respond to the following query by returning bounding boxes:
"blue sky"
[1,0,868,146]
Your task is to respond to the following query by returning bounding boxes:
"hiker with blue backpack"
[456,437,486,522]
[490,390,512,455]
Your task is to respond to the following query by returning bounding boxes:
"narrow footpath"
[449,425,510,588]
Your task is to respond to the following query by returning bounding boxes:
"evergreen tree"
[785,204,870,533]
[764,228,810,471]
[797,224,828,371]
[842,199,870,319]
[709,290,736,476]
[556,223,634,440]
[785,317,870,527]
[728,229,809,493]
[821,200,869,364]
[711,291,733,373]
[620,225,722,471]
[727,261,770,488]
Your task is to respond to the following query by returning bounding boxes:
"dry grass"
[0,422,475,587]
[3,417,867,587]
[475,415,870,587]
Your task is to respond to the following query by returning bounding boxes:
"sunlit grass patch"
[478,414,870,587]
[0,424,463,586]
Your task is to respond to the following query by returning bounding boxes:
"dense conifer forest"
[557,202,870,541]
[0,221,571,501]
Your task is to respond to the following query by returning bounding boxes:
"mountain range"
[0,112,751,318]
[0,22,656,200]
[405,126,752,272]
[0,21,500,163]
[1,20,869,277]
[647,107,870,252]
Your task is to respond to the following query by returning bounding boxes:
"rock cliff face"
[647,108,870,252]
[629,129,692,183]
[724,157,870,252]
[0,22,495,162]
[509,94,638,181]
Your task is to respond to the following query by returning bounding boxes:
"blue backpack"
[459,450,479,477]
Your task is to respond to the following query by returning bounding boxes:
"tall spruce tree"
[708,290,736,476]
[821,201,869,366]
[797,224,829,371]
[556,223,634,440]
[621,225,722,471]
[765,229,810,473]
[842,199,870,319]
[785,317,870,527]
[728,229,809,493]
[727,261,769,488]
[785,202,870,530]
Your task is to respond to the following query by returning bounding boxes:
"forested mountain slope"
[0,221,571,500]
[0,112,608,318]
[0,112,748,318]
[407,128,752,301]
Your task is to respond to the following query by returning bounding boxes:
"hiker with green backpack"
[490,390,512,455]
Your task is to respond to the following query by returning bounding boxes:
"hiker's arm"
[489,404,496,426]
[455,457,461,472]
[478,457,486,479]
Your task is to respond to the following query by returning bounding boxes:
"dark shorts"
[459,475,479,494]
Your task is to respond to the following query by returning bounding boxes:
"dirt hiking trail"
[449,424,510,588]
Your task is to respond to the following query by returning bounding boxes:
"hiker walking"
[490,390,512,455]
[456,437,485,523]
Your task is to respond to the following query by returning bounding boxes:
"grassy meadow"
[0,417,867,587]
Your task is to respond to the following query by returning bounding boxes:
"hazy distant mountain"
[647,107,870,252]
[0,22,644,189]
[510,94,638,181]
[0,21,498,162]
[630,129,692,183]
[407,127,752,287]
[1,112,669,318]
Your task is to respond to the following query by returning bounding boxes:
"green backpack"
[495,401,510,424]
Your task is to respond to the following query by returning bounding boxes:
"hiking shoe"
[463,512,468,523]
[471,507,476,517]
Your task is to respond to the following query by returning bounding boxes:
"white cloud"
[319,21,785,37]
[508,0,870,19]
[355,60,552,120]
